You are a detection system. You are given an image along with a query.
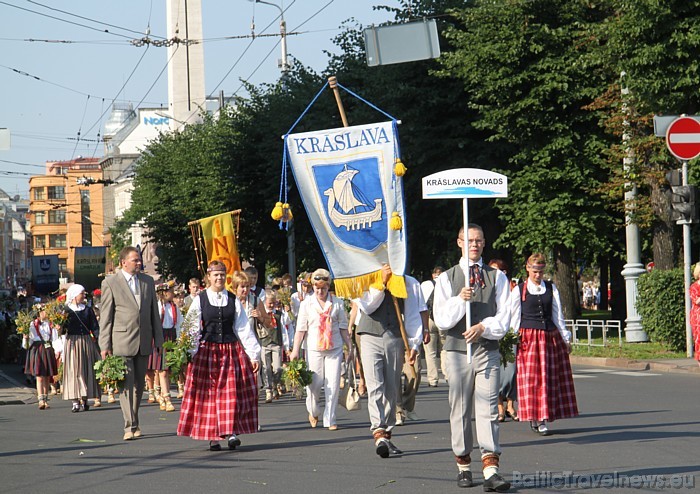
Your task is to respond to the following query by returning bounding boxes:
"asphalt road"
[1,365,699,494]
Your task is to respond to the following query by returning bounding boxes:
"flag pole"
[327,74,416,379]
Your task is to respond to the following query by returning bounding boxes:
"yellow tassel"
[394,159,407,177]
[390,211,403,231]
[333,271,407,299]
[271,202,284,221]
[282,203,293,222]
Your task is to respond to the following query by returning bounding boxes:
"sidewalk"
[0,362,37,405]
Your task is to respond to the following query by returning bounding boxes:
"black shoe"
[483,473,510,492]
[375,438,390,458]
[71,403,81,413]
[209,441,222,451]
[227,435,241,450]
[457,471,473,488]
[81,401,89,412]
[386,440,403,455]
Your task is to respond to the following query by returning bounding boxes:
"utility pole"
[254,0,295,282]
[620,71,648,342]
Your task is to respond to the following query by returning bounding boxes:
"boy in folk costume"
[432,225,511,492]
[354,265,422,458]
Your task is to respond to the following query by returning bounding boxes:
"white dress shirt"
[432,257,510,340]
[186,289,261,362]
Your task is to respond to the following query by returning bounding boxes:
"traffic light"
[670,185,698,222]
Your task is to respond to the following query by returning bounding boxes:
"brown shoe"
[308,414,319,428]
[165,400,175,412]
[133,428,142,438]
[123,431,135,441]
[328,425,338,431]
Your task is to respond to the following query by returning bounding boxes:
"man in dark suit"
[99,246,163,440]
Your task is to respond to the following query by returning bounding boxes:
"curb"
[570,356,649,370]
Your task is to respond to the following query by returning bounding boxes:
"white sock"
[484,466,498,479]
[457,463,471,473]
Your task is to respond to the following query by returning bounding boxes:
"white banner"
[286,121,406,298]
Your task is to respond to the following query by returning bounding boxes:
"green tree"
[438,0,617,317]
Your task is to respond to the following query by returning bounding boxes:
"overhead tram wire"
[0,63,163,106]
[70,95,92,159]
[25,0,168,39]
[0,158,46,169]
[231,0,335,97]
[80,45,152,141]
[206,0,297,99]
[0,1,135,40]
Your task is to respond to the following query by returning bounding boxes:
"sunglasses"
[313,275,329,281]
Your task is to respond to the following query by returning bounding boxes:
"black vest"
[519,281,557,331]
[356,291,403,338]
[443,263,499,352]
[200,291,238,343]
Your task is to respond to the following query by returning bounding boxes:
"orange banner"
[199,212,241,290]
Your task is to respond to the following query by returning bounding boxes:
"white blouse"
[508,279,571,343]
[186,288,261,362]
[296,294,348,352]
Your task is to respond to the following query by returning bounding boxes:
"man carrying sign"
[433,224,511,491]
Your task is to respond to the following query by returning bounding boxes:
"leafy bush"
[637,269,686,352]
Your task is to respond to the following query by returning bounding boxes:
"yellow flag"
[199,212,242,291]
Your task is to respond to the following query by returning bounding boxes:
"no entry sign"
[666,116,700,161]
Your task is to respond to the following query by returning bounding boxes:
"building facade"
[28,158,106,283]
[0,190,30,290]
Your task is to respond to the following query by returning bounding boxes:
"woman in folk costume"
[289,268,352,431]
[154,282,182,411]
[62,284,102,412]
[509,253,578,436]
[23,303,61,410]
[177,263,261,451]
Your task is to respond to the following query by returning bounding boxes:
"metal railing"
[566,319,623,348]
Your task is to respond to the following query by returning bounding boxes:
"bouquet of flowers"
[163,310,201,381]
[94,354,127,391]
[282,358,314,400]
[46,300,68,329]
[14,308,34,336]
[276,287,292,309]
[499,330,520,365]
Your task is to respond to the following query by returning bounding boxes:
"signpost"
[664,116,699,358]
[422,168,508,363]
[666,116,700,161]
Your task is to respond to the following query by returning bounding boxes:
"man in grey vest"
[355,265,422,458]
[433,224,511,492]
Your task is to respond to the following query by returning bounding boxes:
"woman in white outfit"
[289,268,352,430]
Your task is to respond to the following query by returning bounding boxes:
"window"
[34,211,45,225]
[33,188,45,200]
[47,186,65,200]
[58,258,67,274]
[80,190,92,246]
[48,209,66,224]
[49,234,67,248]
[34,236,46,249]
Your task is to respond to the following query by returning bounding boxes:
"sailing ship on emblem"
[323,164,383,231]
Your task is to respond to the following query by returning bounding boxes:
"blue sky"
[0,0,400,197]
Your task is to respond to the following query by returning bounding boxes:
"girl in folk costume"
[289,268,352,431]
[509,253,578,436]
[23,303,61,410]
[62,284,102,412]
[154,282,182,412]
[177,264,261,451]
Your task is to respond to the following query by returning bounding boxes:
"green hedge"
[636,268,686,352]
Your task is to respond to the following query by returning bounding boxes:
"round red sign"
[666,116,700,161]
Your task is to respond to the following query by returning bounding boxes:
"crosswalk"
[573,368,662,379]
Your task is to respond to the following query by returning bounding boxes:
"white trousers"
[306,347,343,428]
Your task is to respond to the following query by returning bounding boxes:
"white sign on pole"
[422,168,509,363]
[0,128,10,151]
[422,168,508,199]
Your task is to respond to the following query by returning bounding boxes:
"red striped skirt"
[516,328,578,422]
[147,328,177,371]
[25,341,58,377]
[177,341,258,441]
